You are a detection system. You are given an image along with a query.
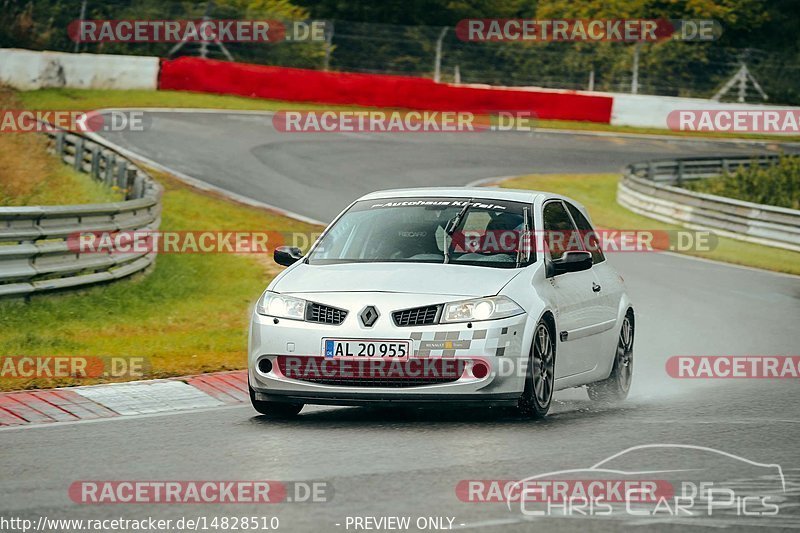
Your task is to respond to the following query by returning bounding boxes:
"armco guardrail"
[0,129,163,297]
[626,154,782,184]
[619,155,800,252]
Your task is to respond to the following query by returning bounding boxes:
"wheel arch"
[538,309,557,339]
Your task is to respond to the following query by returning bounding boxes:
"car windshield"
[307,197,534,268]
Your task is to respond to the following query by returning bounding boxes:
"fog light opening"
[258,358,273,374]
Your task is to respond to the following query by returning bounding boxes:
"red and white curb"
[0,370,248,427]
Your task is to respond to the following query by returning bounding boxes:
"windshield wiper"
[443,198,473,264]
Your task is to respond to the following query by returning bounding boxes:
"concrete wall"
[0,49,159,90]
[610,92,799,129]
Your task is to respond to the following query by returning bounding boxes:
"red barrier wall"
[159,57,613,123]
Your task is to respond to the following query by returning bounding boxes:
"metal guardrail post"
[91,146,101,179]
[55,132,65,158]
[676,160,684,186]
[73,137,85,171]
[116,160,128,189]
[105,154,116,185]
[132,172,144,199]
[647,162,654,180]
[126,168,137,199]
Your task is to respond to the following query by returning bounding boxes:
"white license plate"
[323,339,411,359]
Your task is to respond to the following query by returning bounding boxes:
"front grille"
[276,357,463,388]
[392,305,441,327]
[306,302,348,325]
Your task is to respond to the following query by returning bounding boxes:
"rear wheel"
[249,386,303,418]
[516,320,555,418]
[587,313,634,402]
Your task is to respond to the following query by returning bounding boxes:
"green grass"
[684,155,800,210]
[0,88,121,206]
[19,89,360,113]
[18,89,800,142]
[502,173,800,276]
[0,160,122,206]
[0,171,321,391]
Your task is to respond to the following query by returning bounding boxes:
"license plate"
[323,339,411,359]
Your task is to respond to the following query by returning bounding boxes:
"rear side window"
[566,203,605,264]
[542,201,580,261]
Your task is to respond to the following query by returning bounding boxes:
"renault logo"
[359,305,379,327]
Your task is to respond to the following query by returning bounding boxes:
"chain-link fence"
[4,1,799,104]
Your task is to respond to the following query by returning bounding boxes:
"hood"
[271,262,522,297]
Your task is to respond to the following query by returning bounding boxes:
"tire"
[587,313,634,402]
[249,386,303,418]
[515,319,555,418]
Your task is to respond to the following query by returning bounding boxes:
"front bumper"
[248,293,529,405]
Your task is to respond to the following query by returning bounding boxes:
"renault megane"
[248,187,634,418]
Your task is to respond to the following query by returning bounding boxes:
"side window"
[566,203,605,264]
[542,201,580,261]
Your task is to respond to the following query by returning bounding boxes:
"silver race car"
[249,187,634,418]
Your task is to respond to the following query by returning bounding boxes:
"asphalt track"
[97,111,798,221]
[2,111,799,532]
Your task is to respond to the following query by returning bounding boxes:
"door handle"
[592,282,602,293]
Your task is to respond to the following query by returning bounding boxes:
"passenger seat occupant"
[483,213,524,253]
[486,212,523,231]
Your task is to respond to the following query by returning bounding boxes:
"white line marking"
[464,175,520,187]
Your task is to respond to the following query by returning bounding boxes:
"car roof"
[358,187,585,210]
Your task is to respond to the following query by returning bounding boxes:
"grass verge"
[0,170,321,391]
[502,173,800,276]
[0,89,122,206]
[18,88,800,142]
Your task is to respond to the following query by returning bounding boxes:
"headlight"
[441,296,524,323]
[256,291,307,321]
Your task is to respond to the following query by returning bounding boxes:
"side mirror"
[549,251,592,276]
[274,246,303,267]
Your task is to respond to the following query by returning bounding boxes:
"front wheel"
[249,386,303,418]
[587,313,634,402]
[515,320,555,418]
